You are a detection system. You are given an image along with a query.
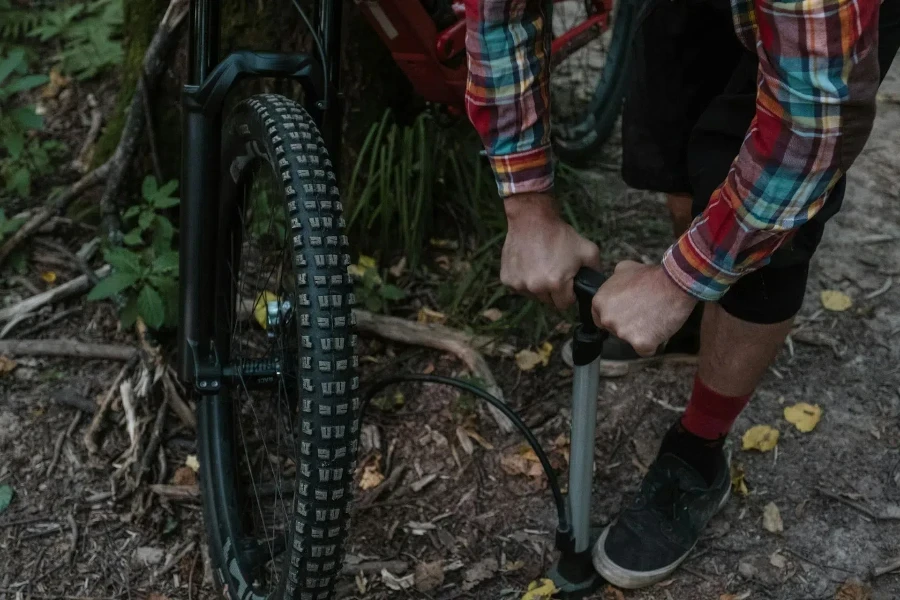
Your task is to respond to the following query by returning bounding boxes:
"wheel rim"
[217,164,299,597]
[551,0,619,148]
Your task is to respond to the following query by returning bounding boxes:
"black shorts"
[621,0,900,323]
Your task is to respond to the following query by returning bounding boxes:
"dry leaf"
[253,291,279,329]
[821,290,853,312]
[521,579,558,600]
[784,402,822,432]
[185,455,200,472]
[730,463,749,497]
[422,362,435,374]
[835,580,871,600]
[172,466,197,487]
[482,308,503,322]
[602,586,625,600]
[42,68,71,99]
[355,572,367,595]
[359,455,385,490]
[742,425,780,452]
[500,451,543,479]
[503,560,524,572]
[381,569,414,591]
[414,561,444,592]
[770,552,787,569]
[41,271,57,284]
[464,429,494,450]
[456,427,475,455]
[762,502,783,533]
[515,342,553,371]
[417,307,447,324]
[0,356,17,376]
[389,257,407,278]
[462,557,498,591]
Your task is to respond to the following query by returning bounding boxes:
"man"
[465,0,900,589]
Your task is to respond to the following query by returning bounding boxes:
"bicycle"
[176,2,631,599]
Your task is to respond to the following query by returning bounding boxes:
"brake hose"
[362,374,570,534]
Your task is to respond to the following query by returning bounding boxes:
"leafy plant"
[122,176,179,252]
[0,47,63,198]
[29,0,123,80]
[348,255,406,313]
[0,208,27,272]
[89,176,180,330]
[0,0,43,42]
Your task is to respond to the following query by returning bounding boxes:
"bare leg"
[666,193,694,237]
[697,302,793,396]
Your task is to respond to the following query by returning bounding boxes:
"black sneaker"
[592,450,730,589]
[561,305,702,377]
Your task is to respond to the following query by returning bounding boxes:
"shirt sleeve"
[465,0,554,198]
[663,0,880,301]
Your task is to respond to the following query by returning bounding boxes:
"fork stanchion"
[546,268,608,597]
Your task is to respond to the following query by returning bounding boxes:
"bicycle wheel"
[550,0,637,162]
[199,93,359,600]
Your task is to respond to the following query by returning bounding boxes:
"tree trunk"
[96,0,412,184]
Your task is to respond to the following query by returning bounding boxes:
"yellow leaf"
[359,455,385,490]
[730,463,749,497]
[481,308,503,322]
[515,342,553,371]
[742,425,780,452]
[762,502,783,533]
[521,578,558,600]
[358,254,377,270]
[784,402,822,432]
[821,290,853,312]
[503,560,524,572]
[41,68,70,99]
[185,455,200,472]
[41,271,57,284]
[417,307,447,325]
[253,291,279,329]
[0,355,17,376]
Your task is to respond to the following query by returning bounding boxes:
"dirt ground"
[2,55,900,600]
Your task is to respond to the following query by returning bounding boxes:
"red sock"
[680,375,751,440]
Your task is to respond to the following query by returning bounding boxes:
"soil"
[2,44,900,600]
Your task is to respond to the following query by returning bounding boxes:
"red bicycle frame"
[356,0,611,109]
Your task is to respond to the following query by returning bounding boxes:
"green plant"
[0,47,64,198]
[89,176,180,330]
[29,0,123,80]
[0,208,27,272]
[348,255,406,313]
[0,1,43,42]
[122,176,179,252]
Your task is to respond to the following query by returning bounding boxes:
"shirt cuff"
[488,145,554,198]
[661,234,743,302]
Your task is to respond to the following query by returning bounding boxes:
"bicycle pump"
[547,267,608,597]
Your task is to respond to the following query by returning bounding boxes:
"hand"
[501,193,601,310]
[591,261,698,356]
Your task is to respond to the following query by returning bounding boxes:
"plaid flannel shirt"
[465,0,880,301]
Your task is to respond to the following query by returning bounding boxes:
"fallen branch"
[72,94,103,173]
[85,356,139,454]
[354,310,513,433]
[163,368,196,429]
[47,412,82,477]
[874,555,900,578]
[137,391,169,483]
[99,0,189,238]
[0,265,110,323]
[0,339,137,361]
[149,484,200,501]
[0,163,111,266]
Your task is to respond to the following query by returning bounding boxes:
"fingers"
[580,240,602,271]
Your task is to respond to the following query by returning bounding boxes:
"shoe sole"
[591,487,731,589]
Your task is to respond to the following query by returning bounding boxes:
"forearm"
[464,0,554,197]
[664,0,880,301]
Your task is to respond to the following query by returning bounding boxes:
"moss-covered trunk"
[96,0,411,184]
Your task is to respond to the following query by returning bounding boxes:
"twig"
[120,380,138,450]
[0,265,110,323]
[149,484,200,501]
[162,369,196,429]
[16,306,82,339]
[815,487,900,521]
[47,412,82,477]
[783,546,857,575]
[156,540,197,577]
[0,339,137,361]
[0,163,111,266]
[873,555,900,577]
[99,0,189,238]
[864,277,893,300]
[342,560,409,575]
[354,309,513,433]
[85,356,139,454]
[358,464,407,508]
[137,393,169,483]
[72,94,103,173]
[187,550,199,600]
[64,512,78,566]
